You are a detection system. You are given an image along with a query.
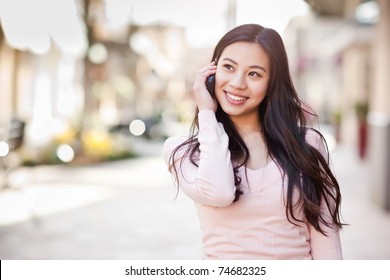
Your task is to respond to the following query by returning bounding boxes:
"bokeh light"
[56,144,75,163]
[129,119,146,136]
[0,141,10,157]
[88,43,108,64]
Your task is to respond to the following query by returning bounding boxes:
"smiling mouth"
[225,91,248,102]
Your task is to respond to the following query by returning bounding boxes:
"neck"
[230,113,269,169]
[230,114,261,137]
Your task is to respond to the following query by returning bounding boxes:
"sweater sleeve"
[305,129,343,259]
[308,212,343,259]
[163,110,236,207]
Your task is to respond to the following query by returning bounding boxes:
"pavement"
[0,140,389,260]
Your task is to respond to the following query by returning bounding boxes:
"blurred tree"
[80,0,95,124]
[0,22,3,47]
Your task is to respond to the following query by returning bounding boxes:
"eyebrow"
[222,57,267,73]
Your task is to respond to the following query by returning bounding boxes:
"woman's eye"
[249,71,261,77]
[223,64,234,70]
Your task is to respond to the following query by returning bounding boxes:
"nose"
[229,73,246,90]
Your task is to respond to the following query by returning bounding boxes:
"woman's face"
[215,41,270,122]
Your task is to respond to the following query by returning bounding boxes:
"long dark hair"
[169,24,343,235]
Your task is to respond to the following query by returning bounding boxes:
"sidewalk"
[330,144,390,259]
[0,142,389,259]
[0,149,202,259]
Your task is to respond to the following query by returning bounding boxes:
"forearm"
[309,223,343,259]
[163,110,236,207]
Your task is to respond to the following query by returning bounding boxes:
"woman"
[163,24,343,259]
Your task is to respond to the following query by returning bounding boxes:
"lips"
[225,91,248,103]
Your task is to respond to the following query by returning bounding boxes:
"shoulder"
[163,136,188,152]
[163,136,189,163]
[305,128,322,145]
[304,128,328,158]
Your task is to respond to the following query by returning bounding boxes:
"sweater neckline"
[245,159,274,172]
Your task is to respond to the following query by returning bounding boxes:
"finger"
[198,65,217,80]
[199,62,217,72]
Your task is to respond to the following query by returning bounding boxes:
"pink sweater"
[163,110,342,260]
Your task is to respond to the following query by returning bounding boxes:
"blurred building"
[0,0,195,165]
[292,0,389,210]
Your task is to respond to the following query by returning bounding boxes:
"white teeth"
[226,92,246,101]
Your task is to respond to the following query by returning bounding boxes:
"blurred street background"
[0,0,389,259]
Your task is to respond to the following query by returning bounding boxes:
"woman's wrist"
[198,109,217,130]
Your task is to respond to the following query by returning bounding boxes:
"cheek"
[214,73,227,96]
[215,71,227,86]
[252,82,269,97]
